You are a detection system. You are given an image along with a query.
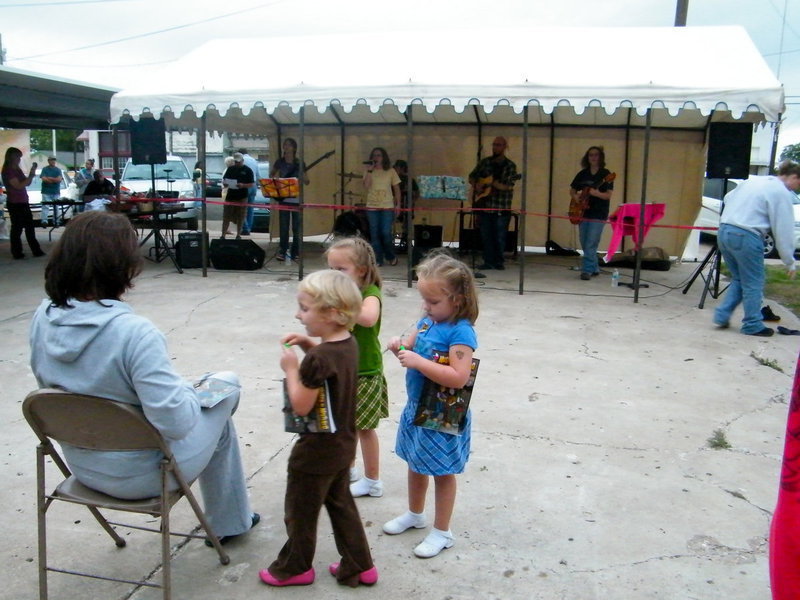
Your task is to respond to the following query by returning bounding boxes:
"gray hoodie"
[29,299,200,485]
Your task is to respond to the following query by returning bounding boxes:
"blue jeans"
[41,193,60,224]
[242,187,257,233]
[366,209,396,265]
[479,211,511,268]
[579,220,605,274]
[279,201,301,257]
[714,224,766,334]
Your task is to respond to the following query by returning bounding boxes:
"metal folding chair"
[22,388,230,600]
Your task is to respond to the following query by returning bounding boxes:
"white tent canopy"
[110,26,785,293]
[111,25,783,129]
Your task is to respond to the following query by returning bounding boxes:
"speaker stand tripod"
[682,241,727,308]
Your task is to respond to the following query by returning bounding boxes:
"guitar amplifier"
[209,239,265,270]
[175,232,208,268]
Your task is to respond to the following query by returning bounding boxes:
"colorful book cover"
[414,352,479,436]
[283,379,337,433]
[193,375,240,409]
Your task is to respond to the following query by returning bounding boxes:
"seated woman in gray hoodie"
[29,211,259,544]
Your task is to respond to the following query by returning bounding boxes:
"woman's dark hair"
[194,160,202,169]
[3,146,23,170]
[580,146,606,170]
[45,211,143,307]
[284,137,298,153]
[370,147,391,170]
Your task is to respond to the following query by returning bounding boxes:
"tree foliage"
[780,143,800,163]
[29,129,83,153]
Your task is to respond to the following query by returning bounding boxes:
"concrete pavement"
[2,226,798,599]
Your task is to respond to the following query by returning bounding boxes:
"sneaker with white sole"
[349,467,360,482]
[350,477,383,497]
[382,511,427,535]
[413,528,454,558]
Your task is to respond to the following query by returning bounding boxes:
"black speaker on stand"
[129,118,167,166]
[707,122,752,179]
[127,118,182,272]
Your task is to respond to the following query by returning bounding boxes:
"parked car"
[251,162,271,233]
[693,177,800,258]
[2,171,78,225]
[205,172,223,197]
[119,156,199,229]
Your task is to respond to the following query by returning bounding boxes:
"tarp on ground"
[109,26,785,254]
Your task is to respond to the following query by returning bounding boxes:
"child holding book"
[259,269,378,588]
[326,236,388,498]
[384,251,479,558]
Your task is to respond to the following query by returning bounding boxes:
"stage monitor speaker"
[414,224,443,249]
[707,123,751,179]
[209,239,265,270]
[176,231,208,269]
[130,118,167,165]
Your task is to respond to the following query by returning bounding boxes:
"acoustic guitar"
[568,172,616,224]
[472,173,522,209]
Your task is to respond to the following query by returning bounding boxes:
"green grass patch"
[764,265,800,317]
[707,428,731,450]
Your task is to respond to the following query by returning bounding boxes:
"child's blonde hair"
[325,236,382,289]
[298,269,363,329]
[415,250,479,324]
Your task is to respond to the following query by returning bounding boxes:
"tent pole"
[406,104,414,288]
[199,113,208,278]
[298,106,305,280]
[546,111,555,244]
[620,108,632,254]
[112,123,120,201]
[634,109,652,303]
[769,114,782,173]
[519,105,528,295]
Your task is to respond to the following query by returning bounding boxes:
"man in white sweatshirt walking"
[713,160,800,336]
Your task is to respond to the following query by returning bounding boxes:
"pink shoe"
[258,567,315,587]
[328,562,379,586]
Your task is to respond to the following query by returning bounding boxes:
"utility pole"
[0,33,6,65]
[674,0,689,26]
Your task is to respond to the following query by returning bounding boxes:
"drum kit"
[337,171,362,180]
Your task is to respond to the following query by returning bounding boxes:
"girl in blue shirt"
[384,251,479,558]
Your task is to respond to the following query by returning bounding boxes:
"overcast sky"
[2,0,799,148]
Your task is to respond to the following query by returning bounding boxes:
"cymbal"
[337,171,363,179]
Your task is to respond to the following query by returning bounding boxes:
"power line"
[0,0,124,6]
[12,0,285,60]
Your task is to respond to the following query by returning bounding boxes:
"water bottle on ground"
[611,268,620,287]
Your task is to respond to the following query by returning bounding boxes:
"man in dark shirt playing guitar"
[468,136,518,271]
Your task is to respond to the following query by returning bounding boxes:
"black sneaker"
[580,272,591,280]
[761,306,781,322]
[205,512,260,547]
[748,327,774,337]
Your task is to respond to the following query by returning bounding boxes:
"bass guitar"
[472,173,522,209]
[568,172,616,224]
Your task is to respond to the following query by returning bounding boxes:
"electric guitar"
[568,172,616,224]
[304,149,335,172]
[472,173,522,208]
